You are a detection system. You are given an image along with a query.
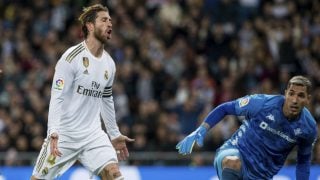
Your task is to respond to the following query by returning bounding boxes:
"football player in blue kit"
[176,75,318,180]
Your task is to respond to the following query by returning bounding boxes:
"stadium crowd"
[0,0,319,166]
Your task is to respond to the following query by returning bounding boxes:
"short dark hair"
[78,4,109,38]
[287,75,312,94]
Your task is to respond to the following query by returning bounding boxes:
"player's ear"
[306,94,312,104]
[86,22,94,33]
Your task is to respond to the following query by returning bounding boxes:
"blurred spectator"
[175,96,204,135]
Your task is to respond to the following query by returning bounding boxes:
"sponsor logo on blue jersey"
[259,121,296,143]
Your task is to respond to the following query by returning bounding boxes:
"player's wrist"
[50,133,59,139]
[200,122,210,130]
[109,131,122,141]
[197,124,208,136]
[48,129,59,138]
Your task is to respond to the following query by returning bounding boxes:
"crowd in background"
[0,0,319,166]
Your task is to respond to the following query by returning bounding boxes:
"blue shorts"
[214,147,242,179]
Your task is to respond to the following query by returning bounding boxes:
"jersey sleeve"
[234,94,265,118]
[296,122,318,179]
[47,57,75,136]
[100,61,121,140]
[204,101,236,128]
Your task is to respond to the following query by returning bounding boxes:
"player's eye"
[298,93,306,98]
[288,92,294,96]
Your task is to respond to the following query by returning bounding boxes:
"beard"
[94,28,109,44]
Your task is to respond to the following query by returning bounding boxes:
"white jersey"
[48,41,121,141]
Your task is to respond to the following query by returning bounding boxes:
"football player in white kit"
[31,4,134,180]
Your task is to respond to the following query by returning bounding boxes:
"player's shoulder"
[237,94,283,111]
[245,94,283,104]
[301,108,317,132]
[296,108,318,141]
[246,94,280,99]
[61,42,86,63]
[102,50,116,66]
[262,94,284,105]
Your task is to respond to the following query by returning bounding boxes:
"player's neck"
[282,106,299,121]
[84,38,104,58]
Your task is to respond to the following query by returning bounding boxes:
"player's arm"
[176,101,236,155]
[48,58,75,157]
[176,94,263,155]
[100,61,121,140]
[100,88,121,140]
[203,94,264,129]
[202,101,237,128]
[296,134,318,180]
[48,59,74,135]
[100,63,134,160]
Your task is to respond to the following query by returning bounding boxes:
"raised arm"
[202,101,237,129]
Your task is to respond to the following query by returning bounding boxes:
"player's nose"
[108,21,112,27]
[291,96,298,103]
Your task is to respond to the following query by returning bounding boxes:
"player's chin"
[290,110,300,118]
[102,37,111,42]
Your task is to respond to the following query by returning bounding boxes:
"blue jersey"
[220,94,317,179]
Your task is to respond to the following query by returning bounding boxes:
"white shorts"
[32,132,118,179]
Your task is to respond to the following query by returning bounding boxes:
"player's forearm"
[296,162,310,180]
[101,96,121,140]
[47,93,63,135]
[204,101,236,128]
[296,150,312,180]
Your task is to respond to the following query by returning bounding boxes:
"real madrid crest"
[83,57,89,74]
[104,70,108,80]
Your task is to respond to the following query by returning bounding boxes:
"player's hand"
[50,133,62,157]
[176,125,207,155]
[111,135,135,161]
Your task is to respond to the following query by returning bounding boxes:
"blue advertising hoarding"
[1,166,320,180]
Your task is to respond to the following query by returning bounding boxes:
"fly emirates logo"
[76,81,103,98]
[259,121,296,143]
